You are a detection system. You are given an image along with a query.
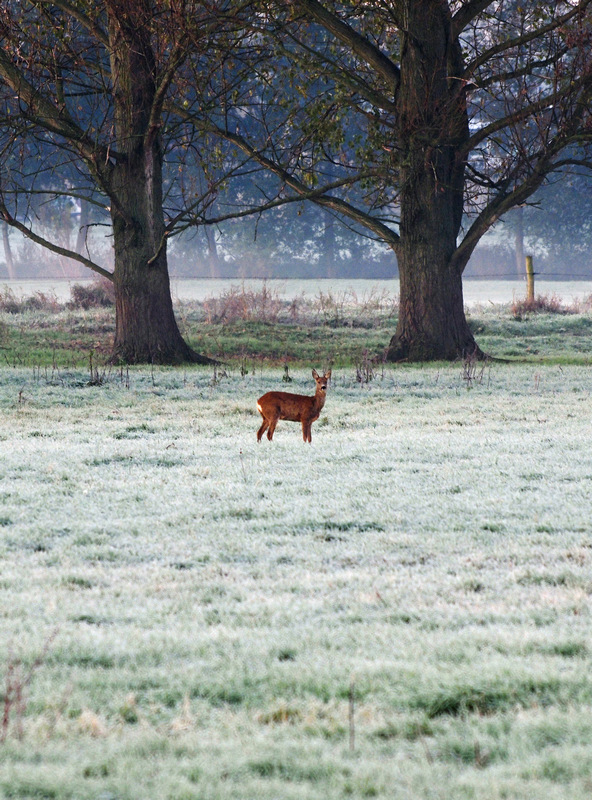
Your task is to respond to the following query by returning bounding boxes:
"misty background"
[2,168,591,283]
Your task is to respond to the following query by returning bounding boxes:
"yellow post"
[525,255,534,303]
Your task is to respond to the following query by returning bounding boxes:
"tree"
[1,221,15,278]
[0,0,237,364]
[208,0,592,360]
[517,168,592,275]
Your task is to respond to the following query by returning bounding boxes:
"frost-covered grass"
[1,362,592,799]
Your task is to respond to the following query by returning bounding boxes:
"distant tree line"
[5,179,592,282]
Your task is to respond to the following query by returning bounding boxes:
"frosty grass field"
[1,282,592,799]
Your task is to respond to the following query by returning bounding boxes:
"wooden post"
[525,255,534,303]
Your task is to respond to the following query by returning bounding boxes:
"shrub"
[0,286,24,313]
[0,287,62,313]
[22,290,61,312]
[202,282,284,323]
[511,293,565,319]
[69,278,115,309]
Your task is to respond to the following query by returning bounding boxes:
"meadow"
[1,284,592,799]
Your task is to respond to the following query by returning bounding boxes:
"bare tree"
[207,0,592,360]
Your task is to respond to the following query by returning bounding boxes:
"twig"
[1,629,59,743]
[239,449,248,484]
[349,680,355,752]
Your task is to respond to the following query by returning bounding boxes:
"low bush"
[0,286,62,313]
[511,293,566,319]
[69,278,115,309]
[202,282,286,323]
[22,290,62,313]
[0,286,20,313]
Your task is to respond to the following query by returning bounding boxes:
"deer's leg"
[267,417,278,440]
[302,420,312,443]
[257,418,269,442]
[265,409,280,440]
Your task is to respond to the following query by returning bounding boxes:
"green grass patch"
[3,286,592,367]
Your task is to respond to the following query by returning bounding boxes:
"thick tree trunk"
[109,157,212,365]
[106,2,212,365]
[112,250,209,364]
[109,158,213,364]
[386,0,479,362]
[387,243,480,361]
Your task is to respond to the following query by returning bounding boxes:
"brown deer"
[256,369,331,443]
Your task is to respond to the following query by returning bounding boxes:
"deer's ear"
[312,369,319,379]
[325,370,332,380]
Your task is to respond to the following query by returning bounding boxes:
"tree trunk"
[2,221,15,279]
[323,212,336,278]
[106,3,212,365]
[387,242,479,361]
[204,226,220,279]
[112,246,207,364]
[514,206,525,279]
[75,199,88,256]
[74,199,91,280]
[110,157,212,364]
[386,0,479,362]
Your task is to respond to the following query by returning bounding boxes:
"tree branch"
[36,0,109,47]
[462,74,592,157]
[289,0,400,95]
[276,29,397,113]
[451,0,494,40]
[464,1,592,80]
[171,172,378,230]
[0,200,112,281]
[0,46,114,168]
[204,121,399,246]
[476,47,571,92]
[453,147,564,273]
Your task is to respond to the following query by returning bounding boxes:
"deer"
[256,369,331,443]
